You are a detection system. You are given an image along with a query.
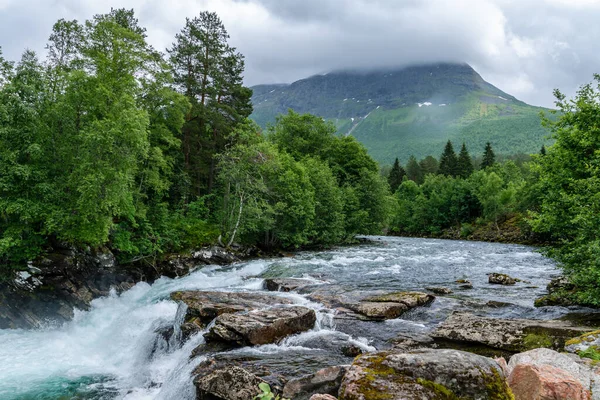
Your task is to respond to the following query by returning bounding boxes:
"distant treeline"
[383,140,541,238]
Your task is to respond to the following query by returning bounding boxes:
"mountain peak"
[250,62,548,163]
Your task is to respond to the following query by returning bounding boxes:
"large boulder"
[204,306,316,346]
[194,366,268,400]
[507,348,600,398]
[282,365,348,400]
[338,349,512,400]
[170,291,293,326]
[307,289,434,322]
[508,364,590,400]
[432,312,592,354]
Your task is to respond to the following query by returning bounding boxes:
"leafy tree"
[419,155,439,176]
[405,155,424,184]
[438,140,458,177]
[480,142,496,169]
[302,157,345,245]
[456,143,474,178]
[387,158,406,192]
[530,75,600,303]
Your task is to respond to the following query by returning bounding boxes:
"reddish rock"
[508,364,591,400]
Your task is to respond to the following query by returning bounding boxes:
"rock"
[338,349,512,400]
[535,276,578,307]
[205,306,316,346]
[455,279,471,284]
[507,348,598,397]
[488,273,518,285]
[282,366,348,400]
[495,357,510,377]
[341,345,364,357]
[391,333,436,352]
[363,291,434,309]
[548,276,576,292]
[432,312,593,354]
[0,247,137,329]
[425,286,453,295]
[309,395,337,400]
[170,291,293,326]
[565,330,600,355]
[264,278,314,292]
[194,365,268,400]
[508,364,591,400]
[347,291,434,321]
[459,283,474,289]
[349,302,409,320]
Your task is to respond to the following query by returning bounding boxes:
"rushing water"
[0,237,582,399]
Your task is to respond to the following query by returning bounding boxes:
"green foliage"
[419,155,439,176]
[405,155,424,184]
[530,75,600,305]
[254,382,288,400]
[168,11,252,196]
[390,140,530,237]
[214,111,391,250]
[0,10,246,276]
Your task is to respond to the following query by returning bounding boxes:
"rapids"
[0,237,581,399]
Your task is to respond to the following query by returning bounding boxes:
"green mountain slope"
[250,63,552,163]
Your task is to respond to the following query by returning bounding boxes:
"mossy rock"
[432,312,593,356]
[339,349,513,400]
[565,329,600,361]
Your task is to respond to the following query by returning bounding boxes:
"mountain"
[250,63,551,164]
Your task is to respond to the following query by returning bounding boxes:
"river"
[0,237,577,399]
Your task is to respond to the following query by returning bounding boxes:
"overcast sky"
[1,0,599,107]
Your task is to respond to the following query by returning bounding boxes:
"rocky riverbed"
[1,236,599,399]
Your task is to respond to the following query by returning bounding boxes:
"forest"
[0,9,390,278]
[1,9,599,306]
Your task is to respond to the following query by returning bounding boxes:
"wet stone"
[488,273,518,285]
[170,290,293,326]
[204,306,317,346]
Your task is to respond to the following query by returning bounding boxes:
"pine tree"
[406,155,424,184]
[456,143,474,178]
[168,12,252,196]
[481,142,496,169]
[387,157,406,192]
[419,155,439,176]
[438,140,458,177]
[540,145,547,156]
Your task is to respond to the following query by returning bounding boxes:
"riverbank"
[390,216,549,246]
[0,244,258,330]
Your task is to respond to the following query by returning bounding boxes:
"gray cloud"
[1,0,599,107]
